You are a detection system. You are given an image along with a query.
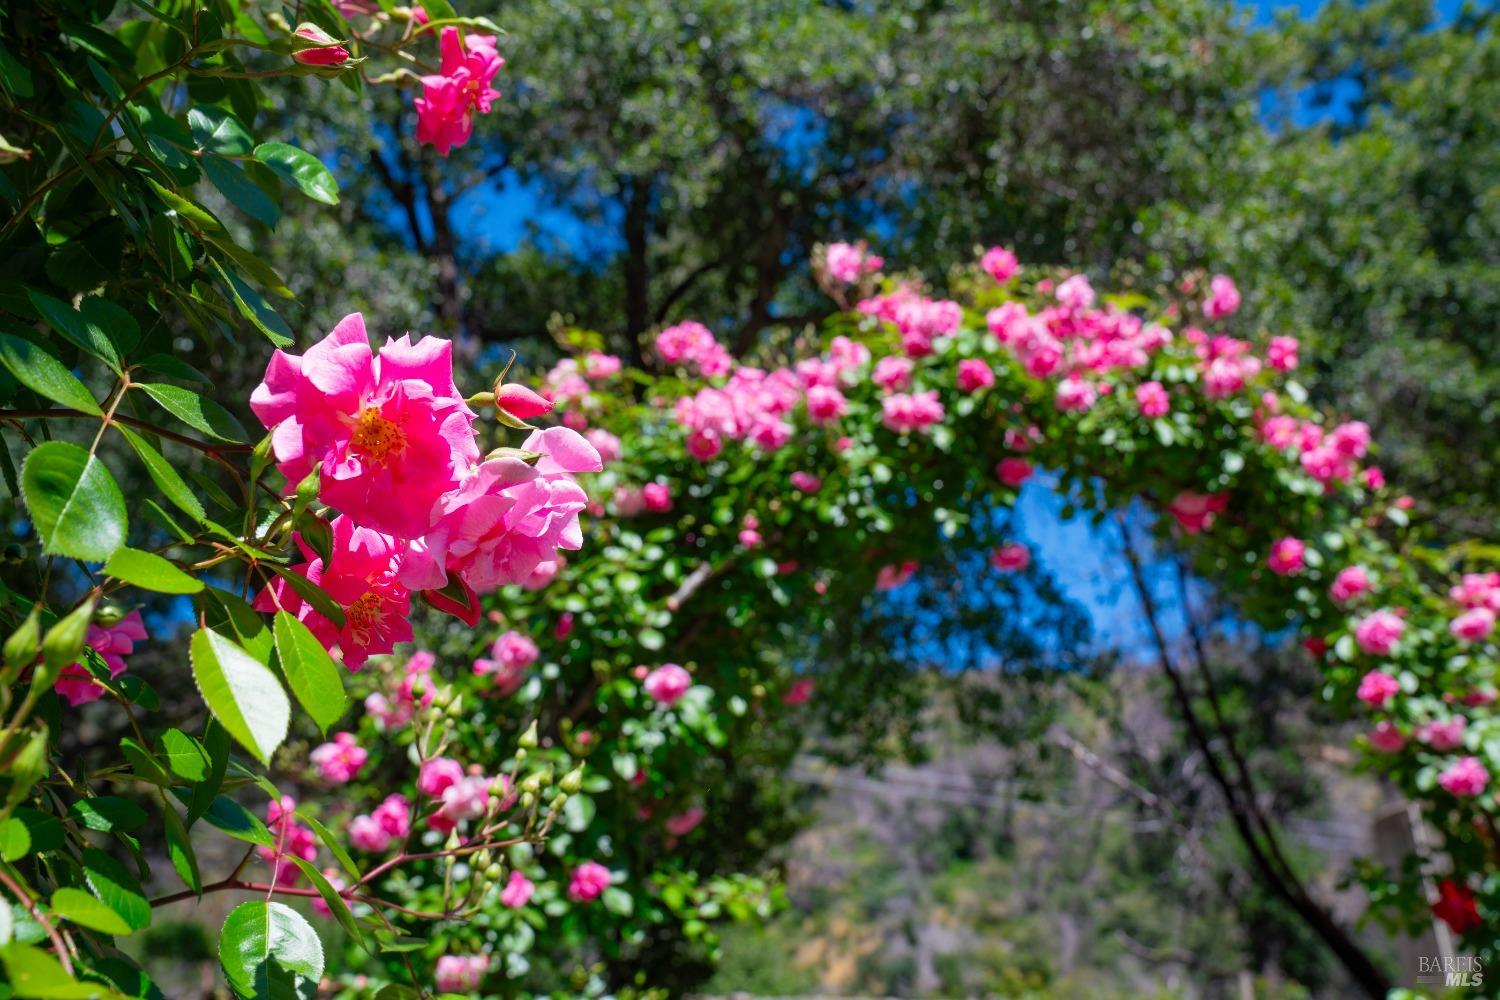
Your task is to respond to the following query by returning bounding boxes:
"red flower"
[1432,879,1481,935]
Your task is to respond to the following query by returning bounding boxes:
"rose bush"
[361,244,1496,992]
[0,2,595,997]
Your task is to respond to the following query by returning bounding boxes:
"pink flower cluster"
[881,390,945,433]
[415,29,504,156]
[1259,412,1375,490]
[365,650,436,728]
[55,611,148,707]
[349,793,413,853]
[252,315,602,668]
[986,296,1172,382]
[824,242,884,284]
[1449,573,1499,646]
[643,664,692,707]
[859,288,963,357]
[656,321,733,377]
[980,246,1019,283]
[416,757,508,835]
[568,861,612,902]
[259,797,317,885]
[472,630,539,695]
[434,954,489,993]
[309,731,367,784]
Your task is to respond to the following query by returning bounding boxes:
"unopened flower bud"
[518,721,538,750]
[496,383,554,421]
[484,863,504,881]
[560,766,584,795]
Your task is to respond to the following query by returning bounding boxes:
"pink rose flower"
[782,678,815,705]
[881,390,944,433]
[643,664,693,706]
[499,870,535,908]
[990,543,1030,572]
[1055,274,1096,310]
[372,793,412,839]
[1329,566,1372,605]
[956,359,995,393]
[254,516,412,670]
[349,814,392,853]
[665,807,705,837]
[400,426,601,597]
[1266,537,1305,576]
[418,757,465,798]
[584,428,622,465]
[872,355,915,392]
[1136,381,1170,418]
[583,352,622,380]
[258,797,317,885]
[1437,756,1489,797]
[568,861,612,902]
[250,314,479,540]
[309,731,367,784]
[805,385,849,424]
[415,29,504,156]
[1417,717,1467,752]
[1354,610,1404,657]
[824,242,883,283]
[1054,377,1097,413]
[790,471,822,494]
[434,955,489,993]
[1203,274,1241,319]
[1167,491,1228,534]
[1368,721,1406,753]
[1266,336,1299,371]
[1450,608,1496,645]
[643,482,673,513]
[996,458,1033,488]
[980,246,1019,283]
[1356,670,1400,709]
[55,610,148,707]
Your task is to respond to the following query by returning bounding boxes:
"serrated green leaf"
[69,797,147,833]
[104,547,202,594]
[21,441,127,561]
[159,729,210,781]
[188,106,253,155]
[162,804,201,896]
[189,629,289,766]
[271,612,347,735]
[51,887,133,935]
[252,142,338,205]
[218,901,323,1000]
[0,331,101,414]
[133,382,247,442]
[117,428,206,523]
[82,848,150,932]
[26,291,122,371]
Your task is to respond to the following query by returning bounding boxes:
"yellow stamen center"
[350,409,406,466]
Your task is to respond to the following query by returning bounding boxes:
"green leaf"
[120,737,173,786]
[186,722,230,827]
[0,331,101,414]
[51,887,133,935]
[203,155,280,228]
[134,383,248,442]
[104,547,202,594]
[200,589,272,662]
[602,886,634,917]
[21,441,127,562]
[0,942,117,999]
[159,729,210,781]
[297,810,358,881]
[0,40,35,99]
[252,142,339,205]
[271,612,347,735]
[69,797,147,833]
[218,901,324,1000]
[285,857,359,944]
[117,428,206,523]
[26,291,123,371]
[188,106,254,156]
[82,847,151,932]
[189,628,290,766]
[215,263,294,346]
[162,804,201,895]
[174,792,273,848]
